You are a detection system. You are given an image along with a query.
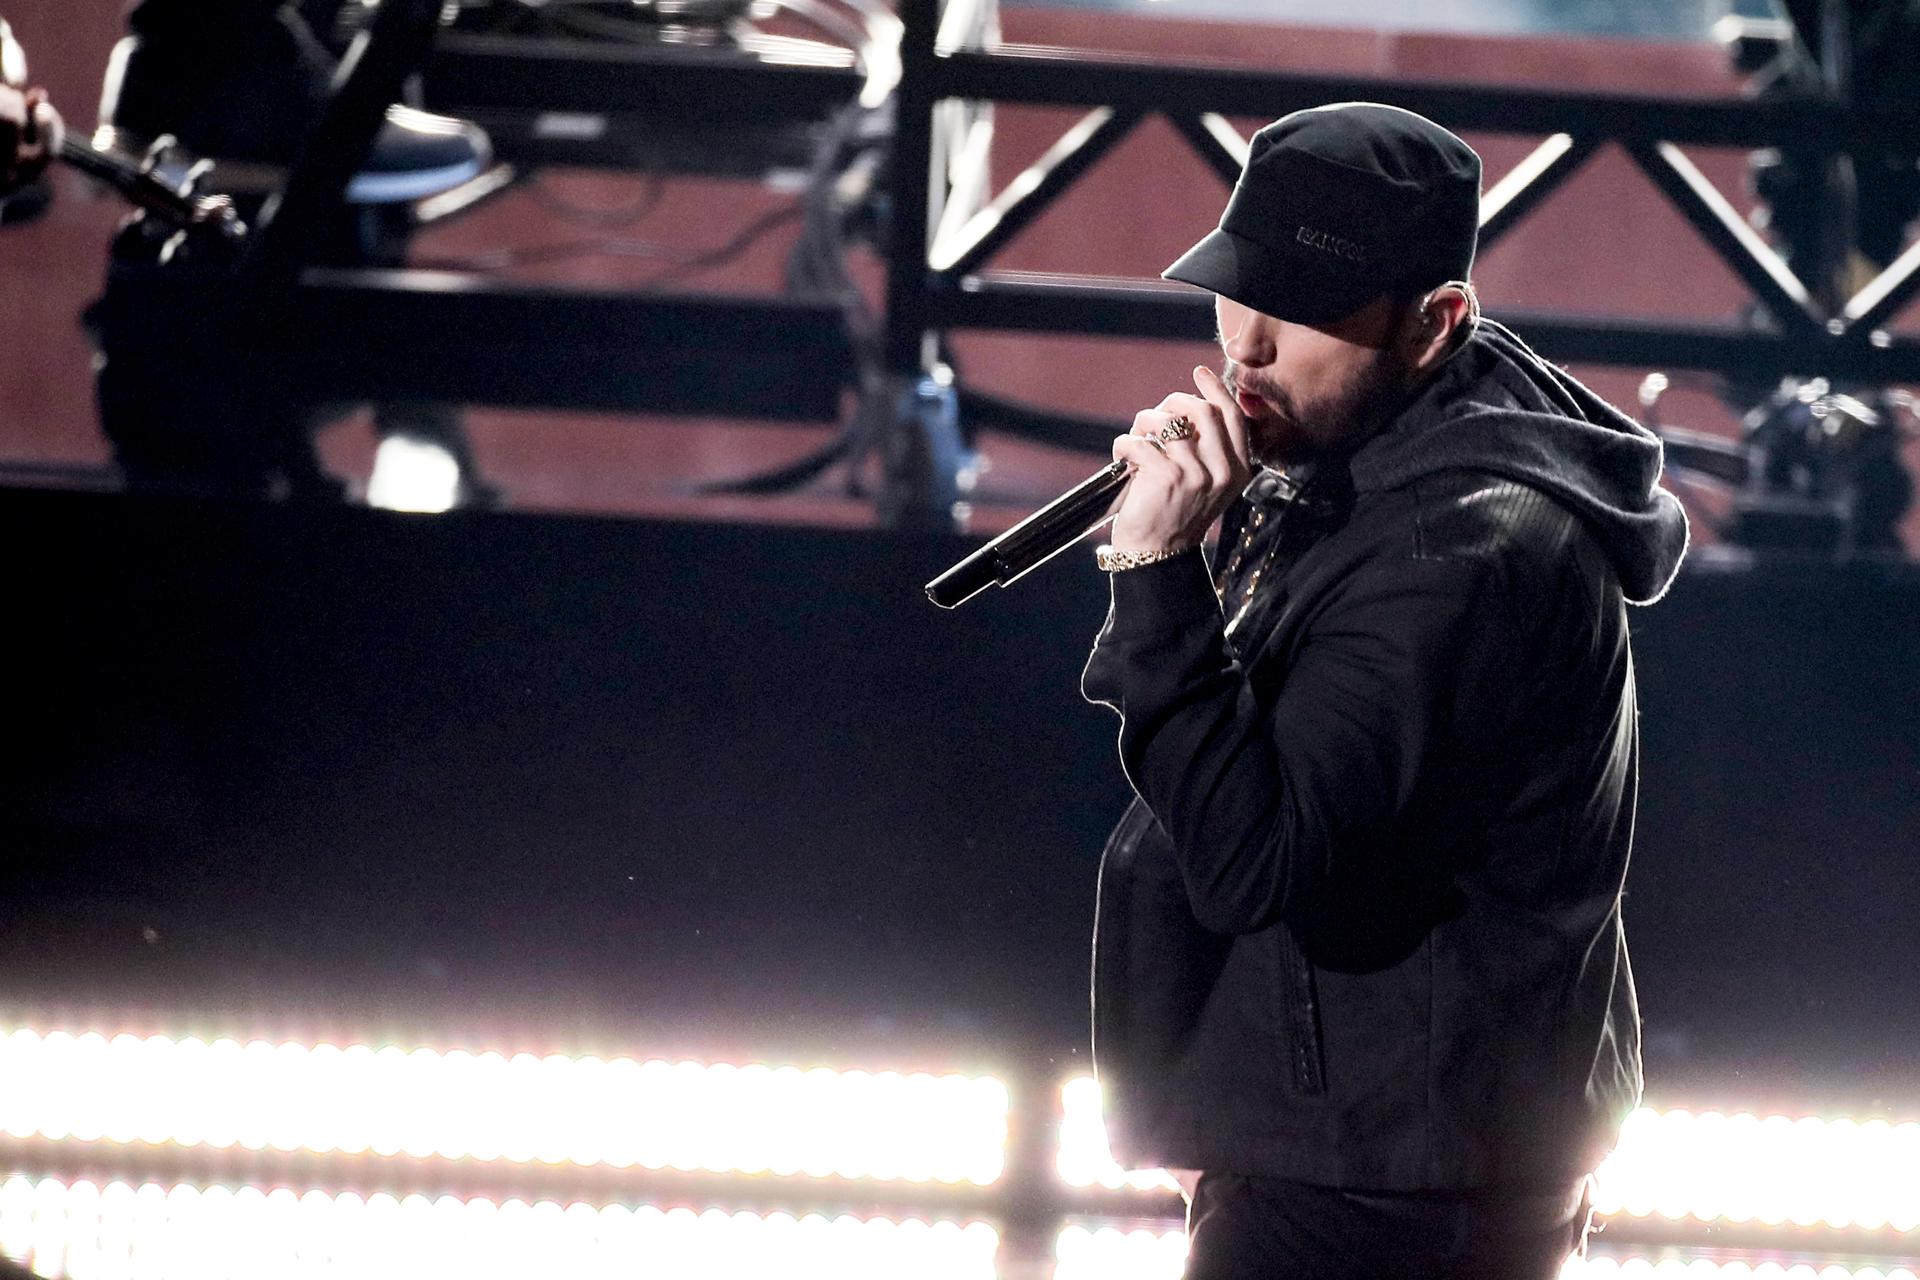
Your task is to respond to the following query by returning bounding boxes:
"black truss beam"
[1497,310,1920,381]
[461,113,830,177]
[885,0,942,372]
[284,269,850,417]
[1165,112,1249,187]
[932,270,1206,339]
[929,106,1144,277]
[929,272,1920,383]
[1623,138,1822,335]
[885,29,1920,396]
[1843,235,1920,335]
[92,267,852,421]
[1476,133,1601,252]
[420,33,860,124]
[926,45,1920,152]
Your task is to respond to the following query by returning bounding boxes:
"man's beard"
[1224,349,1417,470]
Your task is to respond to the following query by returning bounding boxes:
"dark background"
[3,487,1916,1110]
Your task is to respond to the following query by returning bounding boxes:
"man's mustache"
[1221,361,1294,422]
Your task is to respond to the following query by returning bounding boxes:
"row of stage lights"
[0,1029,1008,1184]
[1057,1079,1920,1232]
[1,1026,1916,1278]
[1057,1225,1920,1280]
[1,1177,1917,1280]
[6,1028,1918,1232]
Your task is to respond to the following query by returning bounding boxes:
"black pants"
[1184,1172,1592,1280]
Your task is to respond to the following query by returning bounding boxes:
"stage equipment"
[64,0,1920,534]
[1618,2,1919,557]
[1643,373,1916,557]
[58,133,247,251]
[320,0,884,176]
[80,0,859,500]
[923,459,1125,607]
[871,0,1920,531]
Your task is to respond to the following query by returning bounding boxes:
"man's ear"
[1410,283,1475,372]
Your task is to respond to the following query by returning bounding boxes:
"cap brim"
[1163,227,1385,327]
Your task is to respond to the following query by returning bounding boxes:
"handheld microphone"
[924,460,1130,609]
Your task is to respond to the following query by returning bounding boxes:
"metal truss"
[104,0,853,428]
[882,0,1920,389]
[83,0,1920,522]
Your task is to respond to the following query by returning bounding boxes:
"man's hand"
[1108,365,1253,554]
[1,86,62,196]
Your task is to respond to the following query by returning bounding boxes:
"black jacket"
[1081,319,1689,1190]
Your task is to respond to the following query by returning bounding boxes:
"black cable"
[638,200,805,288]
[956,388,1122,456]
[688,433,859,496]
[693,388,1128,499]
[410,202,801,278]
[692,102,887,498]
[524,170,667,229]
[412,238,675,272]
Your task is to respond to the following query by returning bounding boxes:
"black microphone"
[924,460,1130,609]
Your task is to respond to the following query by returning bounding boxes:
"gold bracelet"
[1095,543,1193,572]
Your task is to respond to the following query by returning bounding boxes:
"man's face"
[1214,291,1419,469]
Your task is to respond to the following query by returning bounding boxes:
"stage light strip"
[1592,1107,1920,1230]
[1574,1264,1919,1280]
[0,1176,999,1280]
[0,1029,1007,1185]
[1053,1227,1920,1280]
[1057,1075,1920,1230]
[1055,1225,1188,1280]
[1056,1078,1178,1192]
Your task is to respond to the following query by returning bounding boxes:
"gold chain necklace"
[1217,470,1304,640]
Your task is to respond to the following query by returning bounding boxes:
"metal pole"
[874,0,968,530]
[1814,0,1858,319]
[243,0,446,296]
[884,0,940,376]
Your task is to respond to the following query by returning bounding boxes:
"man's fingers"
[1192,365,1251,471]
[1115,431,1213,497]
[1154,393,1234,492]
[30,99,62,156]
[1112,433,1167,470]
[1128,410,1215,492]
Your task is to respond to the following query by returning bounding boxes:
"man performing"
[1080,103,1690,1279]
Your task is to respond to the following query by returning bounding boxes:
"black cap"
[1164,102,1482,325]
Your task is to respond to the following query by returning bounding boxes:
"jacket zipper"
[1276,925,1327,1096]
[1225,485,1333,1100]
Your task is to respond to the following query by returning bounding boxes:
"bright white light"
[1055,1074,1920,1232]
[366,433,461,513]
[0,1177,998,1280]
[1591,1107,1920,1230]
[1055,1224,1188,1280]
[0,1027,1007,1185]
[1563,1259,1919,1279]
[1050,1229,1920,1280]
[1055,1077,1179,1192]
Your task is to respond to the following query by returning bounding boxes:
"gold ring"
[1159,415,1197,444]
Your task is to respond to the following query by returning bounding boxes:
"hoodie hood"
[1346,318,1690,604]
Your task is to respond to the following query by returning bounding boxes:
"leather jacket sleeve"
[1080,541,1517,936]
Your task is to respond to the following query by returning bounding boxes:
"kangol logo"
[1296,224,1368,263]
